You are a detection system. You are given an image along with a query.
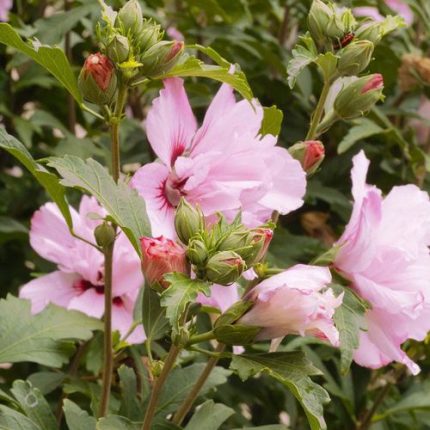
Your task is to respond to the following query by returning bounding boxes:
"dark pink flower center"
[73,276,123,305]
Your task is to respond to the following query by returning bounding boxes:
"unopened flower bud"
[186,237,209,266]
[140,21,162,52]
[334,74,384,120]
[289,140,325,174]
[94,222,116,248]
[141,236,188,288]
[248,227,273,264]
[337,40,374,76]
[116,0,143,35]
[107,35,130,63]
[175,198,205,245]
[308,0,336,45]
[217,227,253,261]
[140,40,184,78]
[78,53,117,105]
[355,22,381,44]
[205,251,245,286]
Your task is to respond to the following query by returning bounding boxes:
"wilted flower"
[20,197,144,343]
[239,265,342,345]
[131,78,306,238]
[334,151,430,374]
[141,236,188,288]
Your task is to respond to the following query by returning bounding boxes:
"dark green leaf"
[28,372,65,396]
[287,33,317,89]
[185,400,234,430]
[142,286,169,343]
[63,400,96,430]
[214,324,260,345]
[0,405,40,430]
[230,352,329,430]
[337,118,384,154]
[97,416,140,430]
[118,365,141,421]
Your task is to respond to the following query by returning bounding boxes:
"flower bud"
[186,237,209,266]
[174,198,205,245]
[248,227,273,264]
[355,22,381,44]
[334,74,384,120]
[337,40,374,76]
[94,222,116,248]
[78,53,117,105]
[116,0,143,35]
[217,227,254,262]
[140,21,162,52]
[140,236,188,288]
[289,140,325,174]
[308,0,336,45]
[139,40,184,78]
[107,35,130,64]
[205,251,245,286]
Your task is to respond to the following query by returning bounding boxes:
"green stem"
[306,78,333,141]
[172,343,225,426]
[142,344,181,430]
[97,243,115,418]
[187,330,216,346]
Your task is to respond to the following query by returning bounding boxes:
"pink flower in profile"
[354,0,413,25]
[0,0,12,21]
[238,265,342,345]
[131,78,306,238]
[20,197,145,344]
[334,151,430,374]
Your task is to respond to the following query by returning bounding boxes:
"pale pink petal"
[112,295,145,344]
[197,283,240,312]
[0,0,12,21]
[145,78,197,166]
[353,7,385,21]
[19,271,80,313]
[68,288,105,318]
[385,0,414,25]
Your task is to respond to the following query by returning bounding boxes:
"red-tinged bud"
[249,227,273,264]
[205,251,245,286]
[361,73,384,93]
[140,236,188,288]
[78,53,117,105]
[289,140,325,174]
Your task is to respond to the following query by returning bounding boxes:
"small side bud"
[289,140,325,174]
[140,236,188,288]
[94,222,116,248]
[337,40,374,76]
[140,20,162,52]
[107,35,130,63]
[140,40,184,77]
[174,198,205,245]
[308,0,335,45]
[334,74,384,120]
[205,251,245,286]
[78,53,117,105]
[116,0,143,35]
[248,227,273,264]
[186,237,209,266]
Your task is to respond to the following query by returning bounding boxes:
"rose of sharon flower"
[131,78,306,238]
[334,151,430,374]
[354,0,413,26]
[239,265,342,345]
[0,0,12,21]
[20,197,145,344]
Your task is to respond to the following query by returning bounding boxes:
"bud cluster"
[174,198,274,286]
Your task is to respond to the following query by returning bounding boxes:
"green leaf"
[28,372,65,396]
[337,118,384,154]
[315,52,339,82]
[161,273,210,336]
[332,285,368,375]
[48,155,151,255]
[0,216,28,243]
[63,400,96,430]
[156,364,231,416]
[214,324,260,345]
[233,426,289,430]
[259,106,283,137]
[156,47,252,100]
[0,405,40,430]
[10,381,56,430]
[287,33,317,89]
[97,416,140,430]
[0,295,102,367]
[185,400,234,430]
[142,286,170,343]
[0,128,73,229]
[0,23,82,103]
[230,352,329,430]
[118,365,141,421]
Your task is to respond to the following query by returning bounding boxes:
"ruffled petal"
[68,288,105,318]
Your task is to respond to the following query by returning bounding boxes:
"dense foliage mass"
[2,0,430,429]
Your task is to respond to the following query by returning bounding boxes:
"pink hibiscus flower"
[19,196,145,344]
[239,265,342,345]
[335,151,430,374]
[131,78,306,238]
[0,0,12,21]
[354,0,413,26]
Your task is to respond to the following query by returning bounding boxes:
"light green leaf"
[287,33,317,89]
[332,285,368,374]
[0,295,102,367]
[185,400,234,430]
[28,372,65,396]
[10,381,56,430]
[0,405,40,430]
[63,400,96,430]
[230,352,329,430]
[0,128,73,229]
[260,106,283,137]
[315,52,339,82]
[118,365,141,421]
[142,286,170,343]
[156,364,231,416]
[337,118,384,154]
[48,155,151,255]
[161,273,210,336]
[97,416,140,430]
[0,23,82,103]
